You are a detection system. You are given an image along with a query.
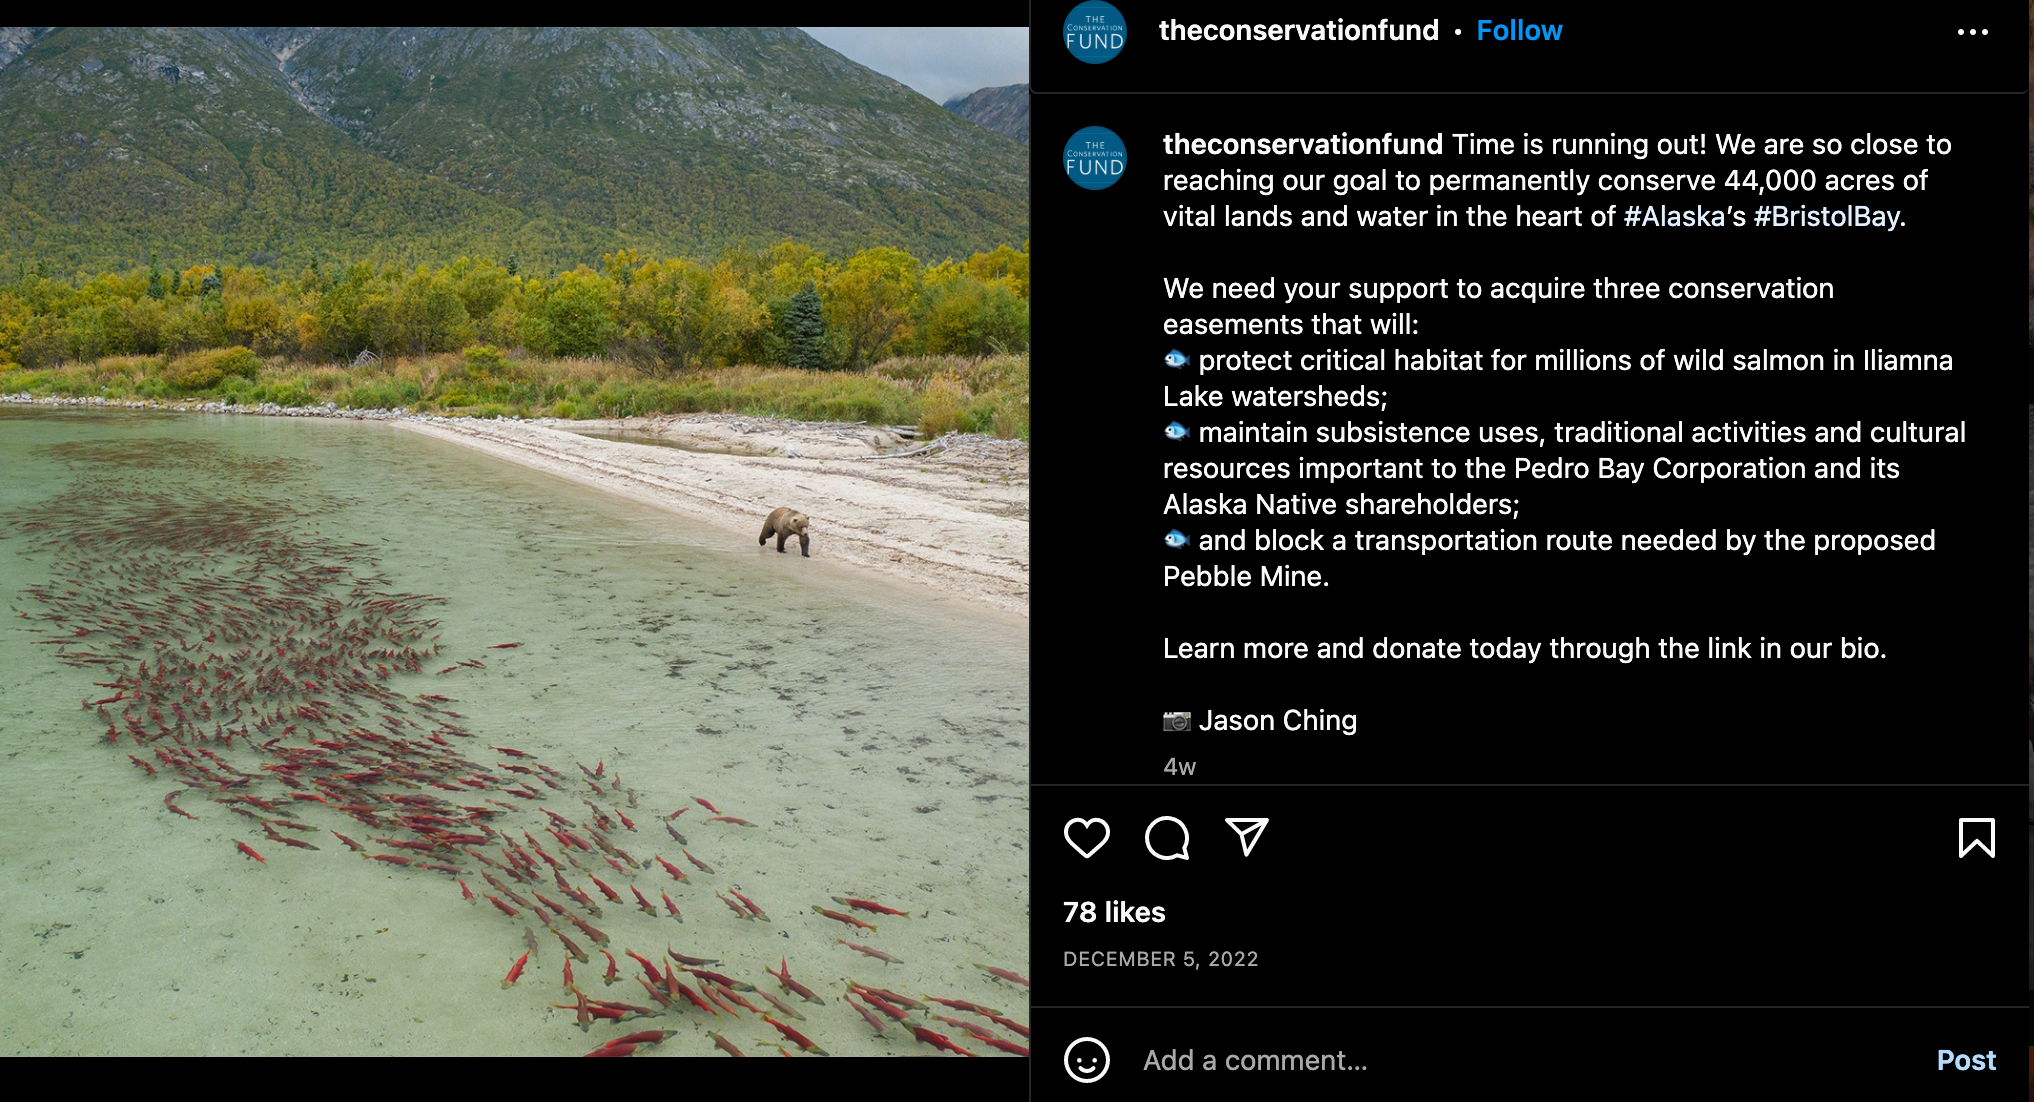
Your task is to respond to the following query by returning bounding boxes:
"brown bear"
[759,507,811,557]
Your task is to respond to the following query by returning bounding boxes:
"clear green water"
[0,408,1029,1056]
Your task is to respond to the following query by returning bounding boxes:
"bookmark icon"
[1225,817,1268,857]
[1957,817,1994,858]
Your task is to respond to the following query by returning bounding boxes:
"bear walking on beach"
[760,507,811,557]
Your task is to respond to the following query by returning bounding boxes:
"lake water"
[0,407,1029,1057]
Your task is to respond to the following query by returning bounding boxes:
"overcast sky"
[801,28,1028,105]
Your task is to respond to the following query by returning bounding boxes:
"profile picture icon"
[1064,2,1127,64]
[1064,127,1126,190]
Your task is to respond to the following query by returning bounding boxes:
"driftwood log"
[825,433,955,462]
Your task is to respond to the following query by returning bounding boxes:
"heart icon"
[1063,817,1110,859]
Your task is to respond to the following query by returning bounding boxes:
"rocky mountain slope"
[944,82,1029,144]
[0,27,1029,272]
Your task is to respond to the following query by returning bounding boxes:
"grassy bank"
[0,349,1031,441]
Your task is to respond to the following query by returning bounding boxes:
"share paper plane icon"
[1225,817,1269,857]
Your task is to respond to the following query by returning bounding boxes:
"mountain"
[0,27,1029,275]
[944,83,1029,144]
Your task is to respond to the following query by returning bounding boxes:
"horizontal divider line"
[1041,1008,2025,1016]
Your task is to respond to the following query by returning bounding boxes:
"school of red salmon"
[7,437,1027,1057]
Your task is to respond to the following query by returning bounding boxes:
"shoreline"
[2,394,1031,616]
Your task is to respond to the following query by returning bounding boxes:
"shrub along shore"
[0,349,1029,440]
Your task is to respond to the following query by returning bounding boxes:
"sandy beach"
[395,413,1031,617]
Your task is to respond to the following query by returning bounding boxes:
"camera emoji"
[1162,711,1192,733]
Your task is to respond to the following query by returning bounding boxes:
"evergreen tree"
[504,253,520,277]
[146,251,165,300]
[783,282,826,369]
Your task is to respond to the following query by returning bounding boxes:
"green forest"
[0,241,1031,439]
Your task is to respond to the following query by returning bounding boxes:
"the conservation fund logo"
[1065,1,1127,63]
[1064,127,1126,190]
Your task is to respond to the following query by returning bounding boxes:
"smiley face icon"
[1064,1036,1111,1083]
